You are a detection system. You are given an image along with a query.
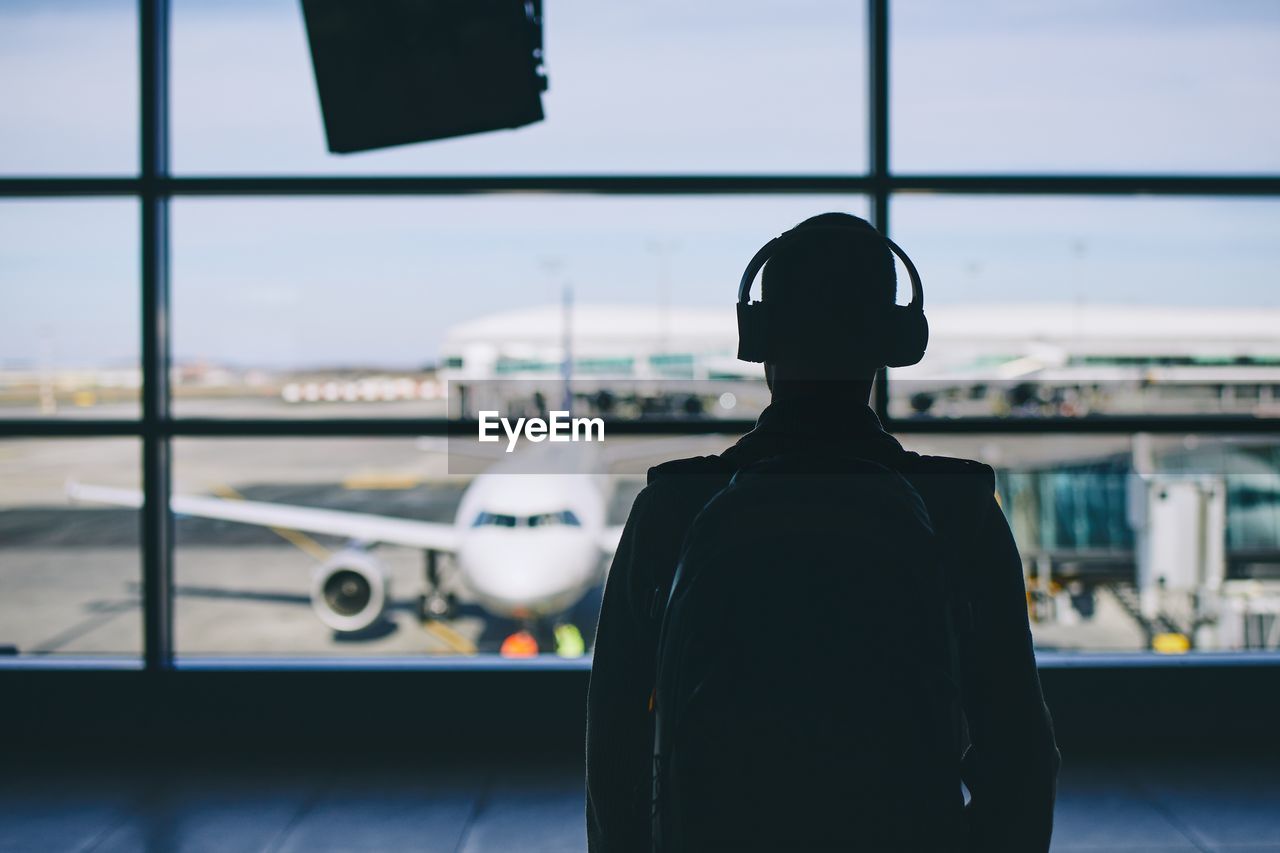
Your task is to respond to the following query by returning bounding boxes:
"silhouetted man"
[586,213,1059,852]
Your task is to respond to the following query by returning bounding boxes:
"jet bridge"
[1028,473,1280,650]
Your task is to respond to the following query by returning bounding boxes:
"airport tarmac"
[2,433,1149,660]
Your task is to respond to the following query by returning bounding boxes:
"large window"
[0,0,137,175]
[170,0,868,175]
[892,0,1280,173]
[2,1,1278,668]
[168,195,865,418]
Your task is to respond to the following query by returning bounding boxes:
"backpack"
[650,453,969,852]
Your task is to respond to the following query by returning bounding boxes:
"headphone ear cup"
[881,306,929,368]
[736,302,771,363]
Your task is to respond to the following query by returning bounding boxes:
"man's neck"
[769,378,875,409]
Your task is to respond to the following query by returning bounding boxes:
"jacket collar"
[728,394,905,465]
[753,394,886,437]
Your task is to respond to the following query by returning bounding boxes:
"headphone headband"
[737,224,924,311]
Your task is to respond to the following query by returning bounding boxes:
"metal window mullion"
[868,0,891,421]
[140,0,173,672]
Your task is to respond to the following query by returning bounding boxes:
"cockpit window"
[528,510,582,528]
[471,512,519,528]
[473,510,582,528]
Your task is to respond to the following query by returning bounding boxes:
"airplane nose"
[458,530,598,614]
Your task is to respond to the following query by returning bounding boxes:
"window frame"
[1,0,1279,670]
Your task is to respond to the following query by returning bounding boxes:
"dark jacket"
[586,398,1060,852]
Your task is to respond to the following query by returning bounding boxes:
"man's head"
[758,212,898,389]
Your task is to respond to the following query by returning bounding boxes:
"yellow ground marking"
[422,619,477,655]
[211,483,332,562]
[1152,632,1191,654]
[342,473,421,490]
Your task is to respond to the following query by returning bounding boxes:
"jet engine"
[310,548,390,633]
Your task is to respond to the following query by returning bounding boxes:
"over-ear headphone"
[736,221,929,368]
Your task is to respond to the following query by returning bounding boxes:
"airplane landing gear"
[418,590,457,621]
[419,550,457,621]
[530,620,558,653]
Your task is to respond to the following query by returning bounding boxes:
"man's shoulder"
[625,455,737,523]
[645,447,993,483]
[645,453,735,486]
[893,449,997,492]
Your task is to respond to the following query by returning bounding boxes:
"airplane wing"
[67,482,459,553]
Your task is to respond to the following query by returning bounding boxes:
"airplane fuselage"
[450,457,611,620]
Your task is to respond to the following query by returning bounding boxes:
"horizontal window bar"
[0,420,143,437]
[2,175,1280,197]
[890,175,1280,195]
[173,656,592,672]
[0,177,142,196]
[1034,651,1280,670]
[170,650,1280,672]
[4,414,1279,438]
[0,657,144,671]
[165,418,760,436]
[167,175,876,195]
[0,175,874,197]
[5,652,1278,674]
[884,415,1280,434]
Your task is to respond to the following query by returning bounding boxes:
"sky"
[0,0,1278,368]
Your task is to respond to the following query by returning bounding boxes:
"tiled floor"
[1051,755,1280,852]
[1,752,1276,851]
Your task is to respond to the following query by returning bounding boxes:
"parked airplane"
[67,443,649,653]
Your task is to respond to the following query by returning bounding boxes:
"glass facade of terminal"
[2,0,1278,666]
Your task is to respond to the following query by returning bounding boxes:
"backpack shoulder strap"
[896,453,996,767]
[642,454,737,623]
